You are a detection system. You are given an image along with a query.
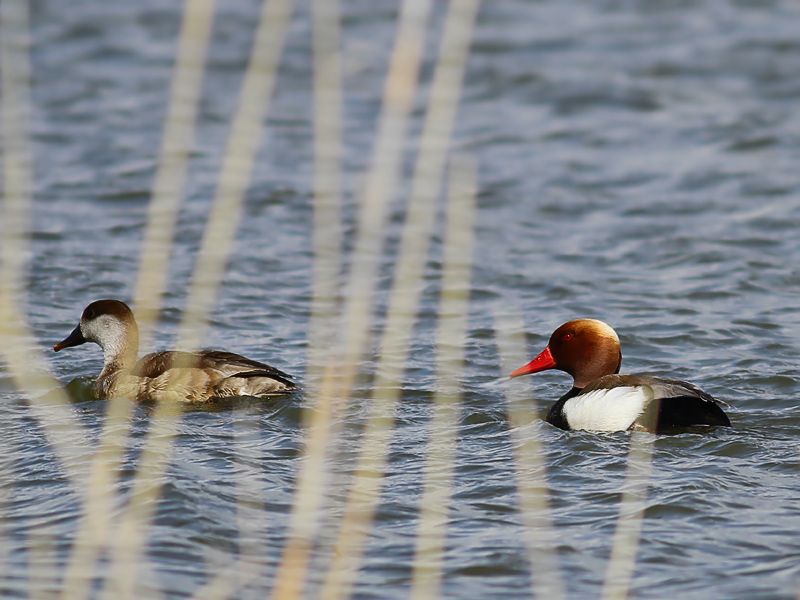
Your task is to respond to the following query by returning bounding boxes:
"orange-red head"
[510,318,622,388]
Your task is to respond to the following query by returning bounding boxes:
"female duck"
[510,318,731,433]
[54,299,295,402]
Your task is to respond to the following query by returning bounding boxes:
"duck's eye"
[563,332,574,342]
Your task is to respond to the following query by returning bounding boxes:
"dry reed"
[104,1,296,597]
[0,0,87,491]
[60,2,217,596]
[495,310,565,600]
[0,1,663,599]
[408,157,476,599]
[601,433,655,600]
[319,1,480,597]
[272,1,435,597]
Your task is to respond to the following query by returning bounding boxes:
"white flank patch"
[562,386,651,432]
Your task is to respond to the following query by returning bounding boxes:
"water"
[2,0,800,597]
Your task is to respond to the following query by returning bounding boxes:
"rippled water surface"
[3,0,800,598]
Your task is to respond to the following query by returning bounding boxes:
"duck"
[53,299,296,402]
[509,318,731,433]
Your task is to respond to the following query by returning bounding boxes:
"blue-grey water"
[2,0,800,598]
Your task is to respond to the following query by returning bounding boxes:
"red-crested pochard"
[510,319,731,433]
[53,299,296,402]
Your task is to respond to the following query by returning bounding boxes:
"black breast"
[545,387,582,431]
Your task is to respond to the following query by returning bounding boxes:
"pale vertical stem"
[29,530,57,600]
[190,570,240,600]
[495,309,565,600]
[0,453,8,588]
[601,433,654,600]
[409,158,476,600]
[192,408,268,600]
[0,0,31,286]
[274,0,345,582]
[319,2,480,599]
[134,0,217,345]
[0,0,85,488]
[103,1,296,597]
[318,0,433,402]
[308,0,344,367]
[233,410,268,599]
[185,422,279,600]
[271,1,433,598]
[177,0,296,351]
[60,2,217,596]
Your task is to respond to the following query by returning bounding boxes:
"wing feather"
[131,349,295,388]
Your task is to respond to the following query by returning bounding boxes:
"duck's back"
[127,349,296,401]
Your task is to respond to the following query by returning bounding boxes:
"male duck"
[53,299,295,402]
[510,318,731,433]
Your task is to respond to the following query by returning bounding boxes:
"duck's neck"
[100,329,139,377]
[572,350,622,388]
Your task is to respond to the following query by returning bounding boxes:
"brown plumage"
[54,299,296,403]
